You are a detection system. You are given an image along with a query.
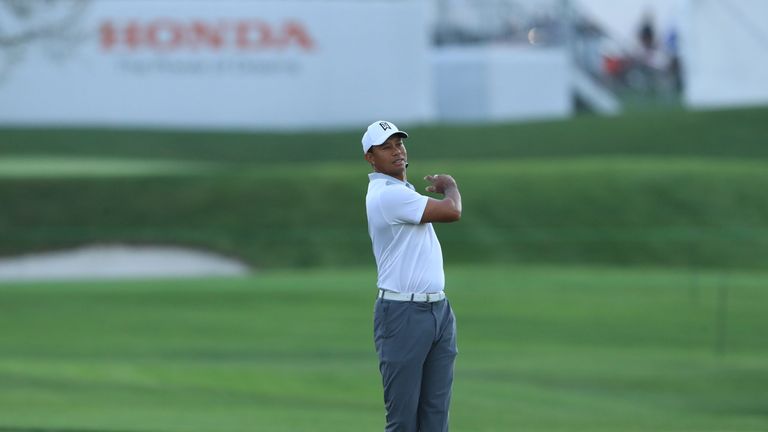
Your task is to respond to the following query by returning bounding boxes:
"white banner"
[0,0,432,130]
[683,0,768,108]
[434,46,571,122]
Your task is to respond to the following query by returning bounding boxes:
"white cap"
[361,120,409,153]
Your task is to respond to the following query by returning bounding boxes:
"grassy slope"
[2,107,768,163]
[1,107,768,269]
[2,157,767,269]
[0,265,766,432]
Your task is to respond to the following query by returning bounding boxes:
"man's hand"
[421,174,462,223]
[424,174,457,195]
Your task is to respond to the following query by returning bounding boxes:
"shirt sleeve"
[379,185,429,225]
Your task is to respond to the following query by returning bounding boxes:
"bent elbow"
[446,198,462,222]
[448,208,462,222]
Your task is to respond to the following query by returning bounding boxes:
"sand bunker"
[0,245,250,281]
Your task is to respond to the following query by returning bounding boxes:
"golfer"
[362,120,462,432]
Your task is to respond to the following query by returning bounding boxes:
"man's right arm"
[421,174,462,223]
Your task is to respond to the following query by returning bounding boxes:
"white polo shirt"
[366,172,445,294]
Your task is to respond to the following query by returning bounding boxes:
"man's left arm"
[421,174,462,223]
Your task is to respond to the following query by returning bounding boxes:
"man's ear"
[364,152,374,167]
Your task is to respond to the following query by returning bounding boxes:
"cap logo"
[379,122,392,131]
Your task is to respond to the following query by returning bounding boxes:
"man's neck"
[375,170,406,182]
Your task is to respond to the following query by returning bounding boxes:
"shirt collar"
[368,172,415,191]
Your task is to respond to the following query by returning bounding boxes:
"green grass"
[2,107,768,164]
[2,156,768,269]
[1,265,767,431]
[2,106,768,270]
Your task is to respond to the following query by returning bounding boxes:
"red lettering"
[282,21,314,50]
[99,19,315,52]
[236,20,271,50]
[191,21,225,49]
[147,20,183,50]
[100,21,117,50]
[125,22,141,50]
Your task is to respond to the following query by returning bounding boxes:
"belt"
[378,289,446,303]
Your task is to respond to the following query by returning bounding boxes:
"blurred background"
[1,0,767,431]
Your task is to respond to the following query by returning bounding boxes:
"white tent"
[683,0,768,108]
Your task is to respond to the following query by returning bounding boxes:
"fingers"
[424,174,457,194]
[424,175,447,194]
[424,174,443,183]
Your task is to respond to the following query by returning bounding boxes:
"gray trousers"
[373,297,458,432]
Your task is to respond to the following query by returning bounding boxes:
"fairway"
[1,265,766,432]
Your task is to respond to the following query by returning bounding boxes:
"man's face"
[365,134,408,180]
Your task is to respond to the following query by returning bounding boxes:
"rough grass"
[1,107,768,163]
[2,107,768,270]
[2,156,767,269]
